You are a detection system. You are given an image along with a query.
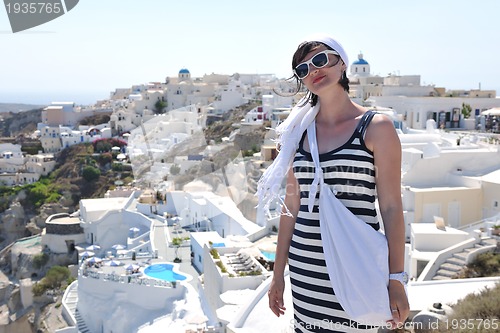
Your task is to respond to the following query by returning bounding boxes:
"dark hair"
[289,41,350,106]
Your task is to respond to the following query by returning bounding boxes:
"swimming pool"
[143,263,189,282]
[260,250,276,262]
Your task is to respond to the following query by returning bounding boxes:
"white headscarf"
[256,33,349,216]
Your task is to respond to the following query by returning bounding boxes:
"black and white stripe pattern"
[289,111,379,333]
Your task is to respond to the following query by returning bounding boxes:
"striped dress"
[289,111,379,333]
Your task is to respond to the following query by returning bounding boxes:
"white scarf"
[256,98,320,216]
[256,33,350,217]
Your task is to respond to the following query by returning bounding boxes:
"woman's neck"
[315,90,360,125]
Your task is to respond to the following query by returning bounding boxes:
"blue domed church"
[178,68,191,82]
[350,53,370,77]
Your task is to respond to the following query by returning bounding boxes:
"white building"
[79,194,154,254]
[0,143,24,174]
[0,144,56,186]
[347,53,500,130]
[38,124,111,153]
[164,69,216,112]
[42,102,112,128]
[25,153,56,176]
[367,95,500,130]
[398,127,500,241]
[41,213,85,254]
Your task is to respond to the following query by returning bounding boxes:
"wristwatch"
[389,272,409,286]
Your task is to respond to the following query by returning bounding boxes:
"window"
[494,201,498,208]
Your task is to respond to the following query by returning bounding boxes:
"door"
[448,201,461,228]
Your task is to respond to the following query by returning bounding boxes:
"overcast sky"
[1,0,499,105]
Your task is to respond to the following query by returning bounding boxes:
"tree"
[97,152,112,166]
[44,266,70,289]
[154,100,167,114]
[32,265,71,296]
[33,253,49,269]
[172,237,183,262]
[461,103,472,119]
[94,140,112,153]
[82,166,101,182]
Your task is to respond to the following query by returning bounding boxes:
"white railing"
[465,244,498,264]
[60,280,78,326]
[80,268,174,288]
[459,215,500,232]
[417,238,477,281]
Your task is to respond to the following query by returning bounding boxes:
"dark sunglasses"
[294,50,340,79]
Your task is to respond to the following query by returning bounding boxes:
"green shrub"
[172,237,183,246]
[0,185,18,196]
[154,100,167,114]
[82,166,101,182]
[112,163,123,171]
[460,252,500,278]
[94,140,112,153]
[238,270,262,276]
[436,283,500,333]
[46,192,61,203]
[0,197,11,213]
[97,152,113,166]
[215,260,227,273]
[44,266,70,289]
[123,176,134,185]
[32,266,71,297]
[32,282,46,296]
[26,182,50,207]
[0,181,55,211]
[33,253,49,269]
[209,248,220,259]
[242,150,254,157]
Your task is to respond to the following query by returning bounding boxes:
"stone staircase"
[432,238,498,280]
[5,283,16,298]
[75,308,91,333]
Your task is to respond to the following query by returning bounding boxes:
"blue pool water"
[143,263,187,282]
[260,250,276,262]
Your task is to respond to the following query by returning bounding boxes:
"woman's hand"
[386,280,410,329]
[268,277,286,317]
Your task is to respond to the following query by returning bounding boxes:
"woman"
[260,34,409,332]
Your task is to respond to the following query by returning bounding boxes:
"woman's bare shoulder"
[365,113,400,151]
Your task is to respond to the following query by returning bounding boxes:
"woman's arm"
[365,114,409,326]
[268,168,300,317]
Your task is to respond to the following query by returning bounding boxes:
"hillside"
[0,108,42,137]
[0,102,268,246]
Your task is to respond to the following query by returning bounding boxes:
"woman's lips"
[313,75,325,84]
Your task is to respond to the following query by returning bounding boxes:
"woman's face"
[297,45,344,95]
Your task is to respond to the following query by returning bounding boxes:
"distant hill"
[0,103,46,113]
[0,108,42,137]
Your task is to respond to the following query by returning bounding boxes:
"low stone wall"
[46,224,83,235]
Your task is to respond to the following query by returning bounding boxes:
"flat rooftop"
[47,216,81,225]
